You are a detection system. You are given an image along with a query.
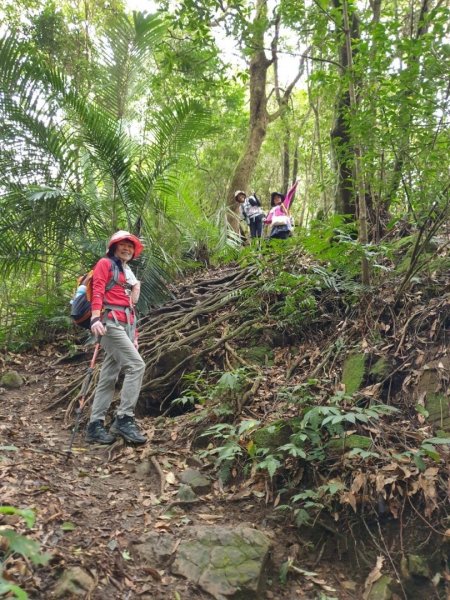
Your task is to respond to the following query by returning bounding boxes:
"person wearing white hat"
[234,190,265,239]
[86,231,147,445]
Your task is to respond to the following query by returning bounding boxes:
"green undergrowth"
[237,239,363,336]
[0,504,51,599]
[194,386,400,517]
[1,213,444,350]
[167,222,450,532]
[0,275,75,351]
[187,367,450,529]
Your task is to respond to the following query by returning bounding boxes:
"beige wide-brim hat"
[234,190,246,200]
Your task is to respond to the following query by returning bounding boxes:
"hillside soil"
[3,249,450,600]
[0,348,361,600]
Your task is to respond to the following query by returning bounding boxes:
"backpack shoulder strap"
[105,257,121,291]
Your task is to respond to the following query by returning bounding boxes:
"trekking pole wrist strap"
[90,317,101,326]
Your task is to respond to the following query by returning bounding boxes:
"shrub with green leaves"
[0,506,51,599]
[173,368,252,417]
[302,215,388,279]
[199,419,261,483]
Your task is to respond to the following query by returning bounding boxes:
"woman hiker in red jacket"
[85,231,147,445]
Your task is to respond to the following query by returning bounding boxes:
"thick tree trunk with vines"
[342,0,370,284]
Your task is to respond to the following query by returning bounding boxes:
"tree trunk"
[226,0,271,231]
[310,93,329,215]
[330,0,360,216]
[342,0,370,285]
[226,0,307,231]
[292,139,299,185]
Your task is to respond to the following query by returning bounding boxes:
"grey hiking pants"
[89,323,145,423]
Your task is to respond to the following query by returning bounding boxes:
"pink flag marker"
[283,180,299,210]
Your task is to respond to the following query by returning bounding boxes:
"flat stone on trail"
[176,483,198,502]
[171,524,271,600]
[178,468,211,494]
[135,459,152,478]
[0,370,24,389]
[52,566,95,597]
[132,531,177,564]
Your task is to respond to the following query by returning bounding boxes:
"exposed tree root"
[48,265,261,418]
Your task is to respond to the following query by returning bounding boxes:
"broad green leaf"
[237,419,260,435]
[0,529,51,565]
[279,559,291,584]
[413,453,427,472]
[217,372,240,390]
[0,581,28,599]
[415,404,429,417]
[421,445,441,462]
[0,507,35,528]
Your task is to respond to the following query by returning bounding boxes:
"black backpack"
[248,194,261,207]
[70,258,121,329]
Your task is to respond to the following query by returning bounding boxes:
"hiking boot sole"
[85,437,116,445]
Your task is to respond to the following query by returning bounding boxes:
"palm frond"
[94,12,168,119]
[0,15,215,323]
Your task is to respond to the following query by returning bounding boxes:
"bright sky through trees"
[125,0,299,85]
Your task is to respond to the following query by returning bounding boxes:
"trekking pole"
[65,340,101,462]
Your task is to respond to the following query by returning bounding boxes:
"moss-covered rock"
[179,468,211,494]
[176,484,198,502]
[0,370,24,389]
[425,393,450,431]
[252,420,293,450]
[171,524,271,600]
[369,357,390,382]
[132,532,177,564]
[342,353,366,394]
[53,566,95,598]
[239,345,274,366]
[415,357,450,432]
[327,434,372,452]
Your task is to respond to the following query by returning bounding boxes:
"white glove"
[90,318,106,337]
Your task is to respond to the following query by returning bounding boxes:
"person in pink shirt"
[86,231,147,445]
[264,192,292,239]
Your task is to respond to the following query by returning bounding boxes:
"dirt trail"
[0,349,359,599]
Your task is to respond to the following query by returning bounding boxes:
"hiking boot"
[110,415,147,444]
[85,420,116,444]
